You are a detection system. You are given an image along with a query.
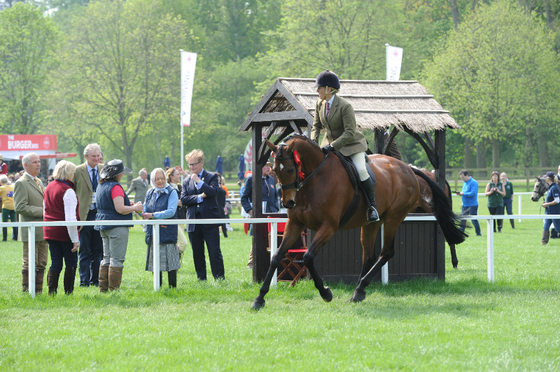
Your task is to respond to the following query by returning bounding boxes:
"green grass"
[1,197,559,371]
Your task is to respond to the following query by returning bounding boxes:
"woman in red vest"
[43,160,80,295]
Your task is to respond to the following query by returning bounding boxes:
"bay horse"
[252,134,467,309]
[411,168,459,268]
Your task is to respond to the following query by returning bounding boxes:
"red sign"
[0,135,57,151]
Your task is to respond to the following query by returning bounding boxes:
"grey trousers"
[100,227,130,268]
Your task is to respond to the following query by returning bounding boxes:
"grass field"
[1,198,559,371]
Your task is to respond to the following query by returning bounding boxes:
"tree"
[57,0,191,174]
[422,0,560,169]
[0,3,59,134]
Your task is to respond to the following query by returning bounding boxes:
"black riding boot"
[168,270,177,288]
[361,177,380,222]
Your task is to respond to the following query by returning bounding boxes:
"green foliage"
[0,3,59,134]
[422,0,560,167]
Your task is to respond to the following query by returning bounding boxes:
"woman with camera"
[485,171,506,233]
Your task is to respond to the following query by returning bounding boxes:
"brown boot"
[36,269,45,294]
[47,269,61,295]
[22,269,29,292]
[542,230,550,245]
[63,266,77,295]
[99,265,109,293]
[108,266,123,291]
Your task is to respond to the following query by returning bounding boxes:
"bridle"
[532,177,549,201]
[275,142,330,192]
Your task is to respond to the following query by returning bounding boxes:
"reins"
[276,144,330,192]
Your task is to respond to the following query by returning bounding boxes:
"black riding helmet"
[313,70,340,90]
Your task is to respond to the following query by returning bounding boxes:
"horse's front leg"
[252,221,303,310]
[303,224,336,302]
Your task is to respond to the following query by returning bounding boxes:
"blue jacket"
[546,182,560,215]
[143,185,178,245]
[461,176,479,207]
[180,169,220,233]
[241,175,279,214]
[94,180,133,231]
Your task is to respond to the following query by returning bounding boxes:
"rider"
[310,70,379,222]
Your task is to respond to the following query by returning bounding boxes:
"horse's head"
[531,176,549,201]
[265,138,300,209]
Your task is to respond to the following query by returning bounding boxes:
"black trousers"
[188,223,224,280]
[78,210,103,286]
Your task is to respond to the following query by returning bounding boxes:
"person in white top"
[43,160,80,295]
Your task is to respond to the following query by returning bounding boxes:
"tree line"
[0,0,559,175]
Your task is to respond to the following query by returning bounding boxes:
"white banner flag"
[181,51,197,127]
[385,44,403,81]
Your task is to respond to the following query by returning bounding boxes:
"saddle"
[327,149,376,228]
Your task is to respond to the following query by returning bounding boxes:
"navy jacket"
[241,175,279,213]
[180,169,220,233]
[94,180,133,231]
[144,186,178,245]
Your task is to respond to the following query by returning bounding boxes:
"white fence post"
[28,226,36,298]
[381,224,388,284]
[153,222,160,291]
[487,217,495,283]
[270,221,277,288]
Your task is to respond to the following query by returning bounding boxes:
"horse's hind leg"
[302,224,336,302]
[350,223,398,303]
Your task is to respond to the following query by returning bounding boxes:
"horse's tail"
[412,168,467,245]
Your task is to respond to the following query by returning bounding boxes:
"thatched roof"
[239,78,460,133]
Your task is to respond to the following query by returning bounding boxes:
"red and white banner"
[385,44,403,81]
[0,135,57,151]
[181,51,197,127]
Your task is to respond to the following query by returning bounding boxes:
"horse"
[410,168,459,269]
[252,134,467,309]
[531,176,550,202]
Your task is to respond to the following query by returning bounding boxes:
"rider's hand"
[322,144,334,152]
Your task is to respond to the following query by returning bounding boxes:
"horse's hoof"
[349,290,366,303]
[321,287,333,302]
[251,299,265,311]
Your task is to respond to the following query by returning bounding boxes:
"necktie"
[91,168,98,191]
[34,177,44,193]
[326,102,330,119]
[263,178,269,195]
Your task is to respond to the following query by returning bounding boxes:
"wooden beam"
[402,127,438,168]
[251,111,306,123]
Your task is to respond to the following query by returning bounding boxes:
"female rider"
[310,70,379,222]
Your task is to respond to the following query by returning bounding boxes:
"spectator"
[142,168,180,288]
[541,171,560,245]
[457,169,482,236]
[163,155,170,169]
[241,162,279,269]
[215,174,228,238]
[0,155,8,175]
[14,153,47,293]
[177,149,225,280]
[216,155,223,176]
[0,175,17,241]
[485,171,505,233]
[127,169,150,218]
[74,143,103,287]
[94,160,143,292]
[500,172,515,230]
[166,167,189,260]
[9,160,23,174]
[43,161,80,295]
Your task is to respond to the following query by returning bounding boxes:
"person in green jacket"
[485,171,506,233]
[500,172,514,230]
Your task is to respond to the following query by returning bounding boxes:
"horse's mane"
[283,133,321,151]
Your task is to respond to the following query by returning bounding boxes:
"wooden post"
[252,125,269,282]
[434,129,446,280]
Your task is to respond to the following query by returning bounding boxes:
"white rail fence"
[1,213,549,298]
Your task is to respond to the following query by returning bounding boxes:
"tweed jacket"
[127,176,150,203]
[310,95,368,157]
[74,163,103,225]
[14,173,45,242]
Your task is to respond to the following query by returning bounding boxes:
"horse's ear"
[287,141,296,152]
[264,139,277,153]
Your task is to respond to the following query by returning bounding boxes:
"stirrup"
[367,206,380,222]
